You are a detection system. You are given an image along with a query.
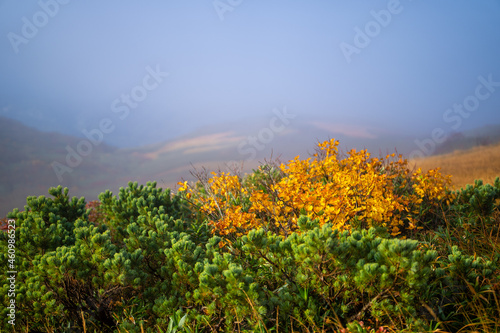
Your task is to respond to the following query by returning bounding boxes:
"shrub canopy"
[0,139,498,332]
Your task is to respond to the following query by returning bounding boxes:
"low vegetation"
[411,141,500,190]
[1,139,499,332]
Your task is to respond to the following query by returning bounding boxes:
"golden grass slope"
[410,142,500,190]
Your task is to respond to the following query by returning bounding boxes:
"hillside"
[2,138,499,332]
[433,124,500,156]
[2,115,500,216]
[0,116,416,216]
[0,117,136,216]
[411,141,500,190]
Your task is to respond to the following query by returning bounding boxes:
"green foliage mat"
[1,180,499,332]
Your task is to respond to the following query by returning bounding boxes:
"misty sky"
[1,0,500,148]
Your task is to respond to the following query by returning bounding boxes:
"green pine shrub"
[0,153,498,332]
[0,182,212,331]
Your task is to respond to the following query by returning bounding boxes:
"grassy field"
[410,142,500,190]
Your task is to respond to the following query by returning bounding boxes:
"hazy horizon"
[1,1,500,152]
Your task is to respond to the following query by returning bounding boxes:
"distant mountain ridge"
[1,115,499,217]
[433,124,500,155]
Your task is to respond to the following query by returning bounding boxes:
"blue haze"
[0,0,499,148]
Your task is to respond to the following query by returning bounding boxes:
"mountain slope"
[0,116,130,216]
[411,142,500,190]
[2,115,499,216]
[433,124,500,155]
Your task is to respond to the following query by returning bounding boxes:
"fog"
[1,0,499,150]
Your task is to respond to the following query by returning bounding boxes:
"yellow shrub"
[179,139,453,239]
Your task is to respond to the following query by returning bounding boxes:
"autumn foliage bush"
[179,139,453,240]
[0,139,498,332]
